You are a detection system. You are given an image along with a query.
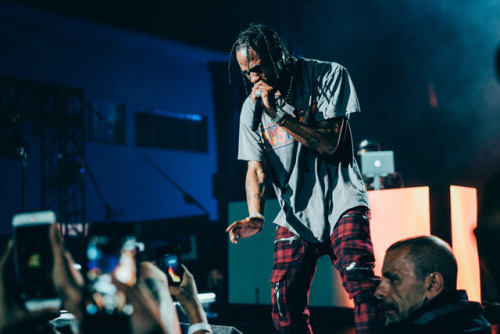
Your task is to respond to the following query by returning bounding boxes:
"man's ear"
[425,272,444,300]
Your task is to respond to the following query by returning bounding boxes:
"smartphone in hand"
[155,245,184,286]
[84,222,139,315]
[12,210,61,311]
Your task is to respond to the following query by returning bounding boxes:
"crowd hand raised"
[138,262,181,334]
[0,241,60,334]
[114,278,171,334]
[168,265,208,328]
[50,224,84,321]
[226,217,264,244]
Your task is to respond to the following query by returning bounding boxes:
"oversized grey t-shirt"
[238,58,369,243]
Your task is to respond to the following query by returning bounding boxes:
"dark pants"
[270,207,384,334]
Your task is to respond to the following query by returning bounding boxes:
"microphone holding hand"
[252,90,263,131]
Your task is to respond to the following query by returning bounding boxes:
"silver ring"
[256,90,262,98]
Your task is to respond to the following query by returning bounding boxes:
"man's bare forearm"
[280,116,344,156]
[246,161,266,215]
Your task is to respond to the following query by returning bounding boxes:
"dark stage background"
[7,0,500,182]
[17,0,498,198]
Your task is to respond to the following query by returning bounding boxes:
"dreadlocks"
[228,23,295,93]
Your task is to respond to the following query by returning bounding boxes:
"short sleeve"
[237,98,266,162]
[315,64,361,121]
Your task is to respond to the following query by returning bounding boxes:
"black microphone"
[252,97,263,131]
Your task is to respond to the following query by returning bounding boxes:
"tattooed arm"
[226,160,266,244]
[279,116,346,156]
[245,160,266,217]
[251,80,346,157]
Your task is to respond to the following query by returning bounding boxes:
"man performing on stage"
[226,24,383,334]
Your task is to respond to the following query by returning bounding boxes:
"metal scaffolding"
[0,75,85,223]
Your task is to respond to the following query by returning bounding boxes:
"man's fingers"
[228,226,240,243]
[253,81,272,91]
[225,221,240,232]
[230,234,239,244]
[226,217,252,231]
[180,264,194,282]
[227,225,241,243]
[51,224,83,290]
[168,285,179,297]
[227,218,252,243]
[50,224,64,257]
[64,251,84,287]
[229,231,238,244]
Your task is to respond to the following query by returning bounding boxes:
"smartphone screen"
[84,223,138,315]
[156,245,183,286]
[86,235,137,286]
[12,210,61,310]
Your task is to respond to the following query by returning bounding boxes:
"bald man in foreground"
[375,235,491,334]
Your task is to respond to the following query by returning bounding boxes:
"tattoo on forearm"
[253,182,265,199]
[306,137,320,148]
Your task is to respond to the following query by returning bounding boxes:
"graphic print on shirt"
[260,103,315,152]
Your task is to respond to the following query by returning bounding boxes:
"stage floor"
[209,304,355,334]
